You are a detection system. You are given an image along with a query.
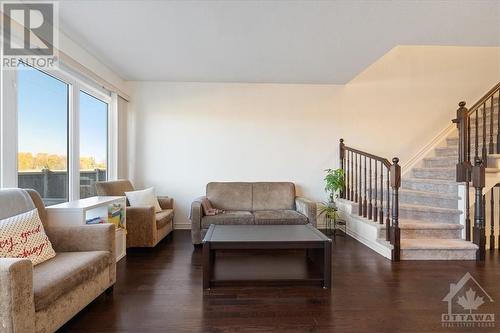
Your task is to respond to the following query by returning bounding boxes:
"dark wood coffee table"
[202,224,332,289]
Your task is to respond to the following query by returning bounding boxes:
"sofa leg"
[105,285,114,296]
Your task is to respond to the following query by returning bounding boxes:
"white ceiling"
[58,0,500,84]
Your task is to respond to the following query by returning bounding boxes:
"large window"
[17,67,69,205]
[79,91,109,198]
[15,66,113,205]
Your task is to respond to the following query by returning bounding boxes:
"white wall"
[127,46,500,229]
[127,82,343,227]
[339,46,500,163]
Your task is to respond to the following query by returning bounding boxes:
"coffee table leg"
[203,242,212,289]
[323,240,332,289]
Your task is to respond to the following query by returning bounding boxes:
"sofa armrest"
[126,206,157,247]
[46,224,115,261]
[296,197,317,227]
[190,197,206,244]
[0,258,35,332]
[158,196,174,210]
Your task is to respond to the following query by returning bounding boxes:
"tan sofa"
[0,189,116,333]
[95,180,174,248]
[190,182,317,244]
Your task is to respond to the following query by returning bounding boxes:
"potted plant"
[323,168,345,205]
[319,168,345,235]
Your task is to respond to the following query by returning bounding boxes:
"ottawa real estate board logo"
[1,1,58,69]
[442,272,495,328]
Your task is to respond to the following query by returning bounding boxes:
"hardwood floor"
[58,230,500,333]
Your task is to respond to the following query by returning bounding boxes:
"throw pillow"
[201,198,224,216]
[125,187,162,213]
[0,208,56,266]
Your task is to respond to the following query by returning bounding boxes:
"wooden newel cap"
[459,101,466,108]
[390,157,401,188]
[340,138,344,144]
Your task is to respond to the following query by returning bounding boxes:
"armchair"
[95,180,174,247]
[0,189,115,333]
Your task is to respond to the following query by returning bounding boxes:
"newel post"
[452,101,471,182]
[390,157,401,262]
[339,138,345,199]
[472,157,486,261]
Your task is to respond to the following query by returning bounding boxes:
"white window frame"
[0,64,117,201]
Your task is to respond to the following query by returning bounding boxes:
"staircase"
[338,86,500,261]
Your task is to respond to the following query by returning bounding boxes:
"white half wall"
[127,82,343,227]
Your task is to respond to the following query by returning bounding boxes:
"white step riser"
[434,147,458,156]
[424,158,457,168]
[378,228,461,239]
[346,191,458,209]
[402,180,458,194]
[399,192,458,209]
[447,137,499,147]
[413,168,455,181]
[398,208,460,224]
[401,249,476,260]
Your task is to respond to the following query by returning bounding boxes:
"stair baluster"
[379,161,384,224]
[354,152,358,203]
[390,158,401,262]
[386,167,390,241]
[482,104,487,166]
[340,139,345,198]
[475,108,479,159]
[472,157,486,261]
[363,156,367,218]
[368,159,373,220]
[374,161,378,223]
[489,96,494,154]
[497,91,500,154]
[359,154,362,216]
[490,188,495,251]
[337,139,397,258]
[350,151,354,201]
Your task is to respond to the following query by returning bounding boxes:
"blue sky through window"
[80,91,108,164]
[18,67,108,165]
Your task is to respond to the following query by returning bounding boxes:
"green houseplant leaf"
[324,168,345,201]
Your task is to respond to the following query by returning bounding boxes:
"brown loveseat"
[0,189,116,333]
[190,182,317,244]
[95,180,174,248]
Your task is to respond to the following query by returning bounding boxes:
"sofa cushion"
[201,211,254,228]
[156,209,174,229]
[33,251,110,311]
[252,182,295,211]
[253,210,308,225]
[207,182,252,211]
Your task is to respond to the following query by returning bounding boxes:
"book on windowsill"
[86,217,105,225]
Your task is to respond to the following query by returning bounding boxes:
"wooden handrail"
[342,145,392,169]
[467,81,500,115]
[453,81,500,261]
[339,139,400,261]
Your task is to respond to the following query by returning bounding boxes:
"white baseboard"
[336,199,392,260]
